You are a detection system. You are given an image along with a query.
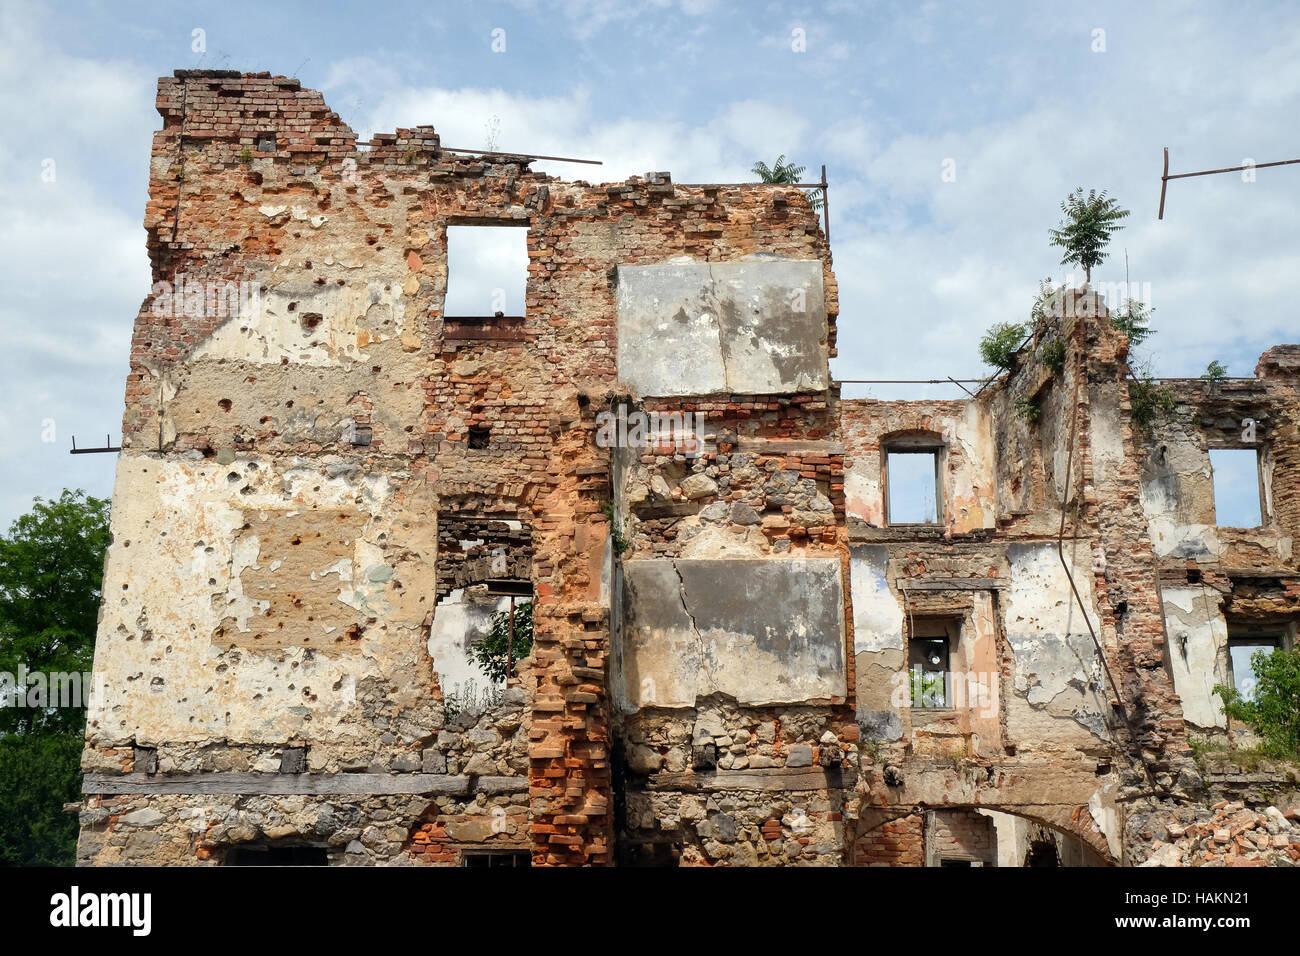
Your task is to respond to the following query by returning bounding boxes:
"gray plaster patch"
[619,557,845,710]
[616,260,828,397]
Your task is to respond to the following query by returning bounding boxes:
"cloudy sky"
[2,0,1297,529]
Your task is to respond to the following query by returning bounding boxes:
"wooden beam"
[83,772,527,796]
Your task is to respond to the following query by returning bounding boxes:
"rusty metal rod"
[1165,156,1300,180]
[70,434,121,455]
[506,595,516,681]
[1159,146,1300,219]
[439,147,602,165]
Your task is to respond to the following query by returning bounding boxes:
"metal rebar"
[438,147,602,165]
[1159,146,1300,219]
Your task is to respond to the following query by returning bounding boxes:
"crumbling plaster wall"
[842,399,995,535]
[1136,356,1300,734]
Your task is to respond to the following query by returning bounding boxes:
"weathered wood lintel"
[896,577,1007,591]
[644,766,856,793]
[82,772,527,797]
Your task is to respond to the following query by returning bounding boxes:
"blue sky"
[2,0,1298,528]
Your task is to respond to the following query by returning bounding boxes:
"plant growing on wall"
[1128,360,1178,428]
[1041,339,1066,374]
[978,321,1028,371]
[1202,360,1229,382]
[601,499,631,556]
[1213,648,1300,760]
[470,601,533,685]
[1109,298,1155,348]
[1048,187,1130,282]
[1014,394,1041,422]
[752,155,823,210]
[1029,277,1062,324]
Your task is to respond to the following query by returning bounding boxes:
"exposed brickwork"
[79,72,1298,868]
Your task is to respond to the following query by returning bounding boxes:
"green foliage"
[1128,361,1177,428]
[752,155,823,210]
[1014,394,1041,423]
[0,490,110,866]
[1047,187,1130,281]
[239,146,253,164]
[1187,735,1269,773]
[1041,339,1066,374]
[1030,277,1062,324]
[1213,648,1300,760]
[0,733,83,865]
[979,321,1028,371]
[1109,299,1155,349]
[470,601,533,685]
[0,490,110,736]
[601,500,631,556]
[1202,360,1229,382]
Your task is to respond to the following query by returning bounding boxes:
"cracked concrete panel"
[1163,586,1229,729]
[615,259,827,397]
[1140,437,1221,559]
[619,560,702,709]
[88,454,437,746]
[849,545,903,653]
[618,557,845,710]
[1003,542,1110,742]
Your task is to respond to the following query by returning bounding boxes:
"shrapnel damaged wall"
[77,70,1300,867]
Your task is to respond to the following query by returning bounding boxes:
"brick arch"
[848,803,1116,866]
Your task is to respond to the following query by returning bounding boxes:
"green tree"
[470,601,533,684]
[752,155,823,210]
[1047,187,1130,282]
[1214,648,1300,760]
[0,489,110,866]
[978,321,1028,371]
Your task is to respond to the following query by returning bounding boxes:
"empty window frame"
[443,224,529,319]
[885,445,943,525]
[1208,447,1264,528]
[1226,631,1284,702]
[908,619,955,709]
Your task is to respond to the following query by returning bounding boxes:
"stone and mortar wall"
[1136,350,1300,737]
[82,69,839,867]
[81,70,1299,867]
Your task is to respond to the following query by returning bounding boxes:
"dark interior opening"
[226,844,328,866]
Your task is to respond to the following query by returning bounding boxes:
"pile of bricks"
[1142,801,1300,866]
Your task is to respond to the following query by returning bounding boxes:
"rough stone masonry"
[76,70,1300,866]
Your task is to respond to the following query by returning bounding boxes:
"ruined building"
[77,71,1300,867]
